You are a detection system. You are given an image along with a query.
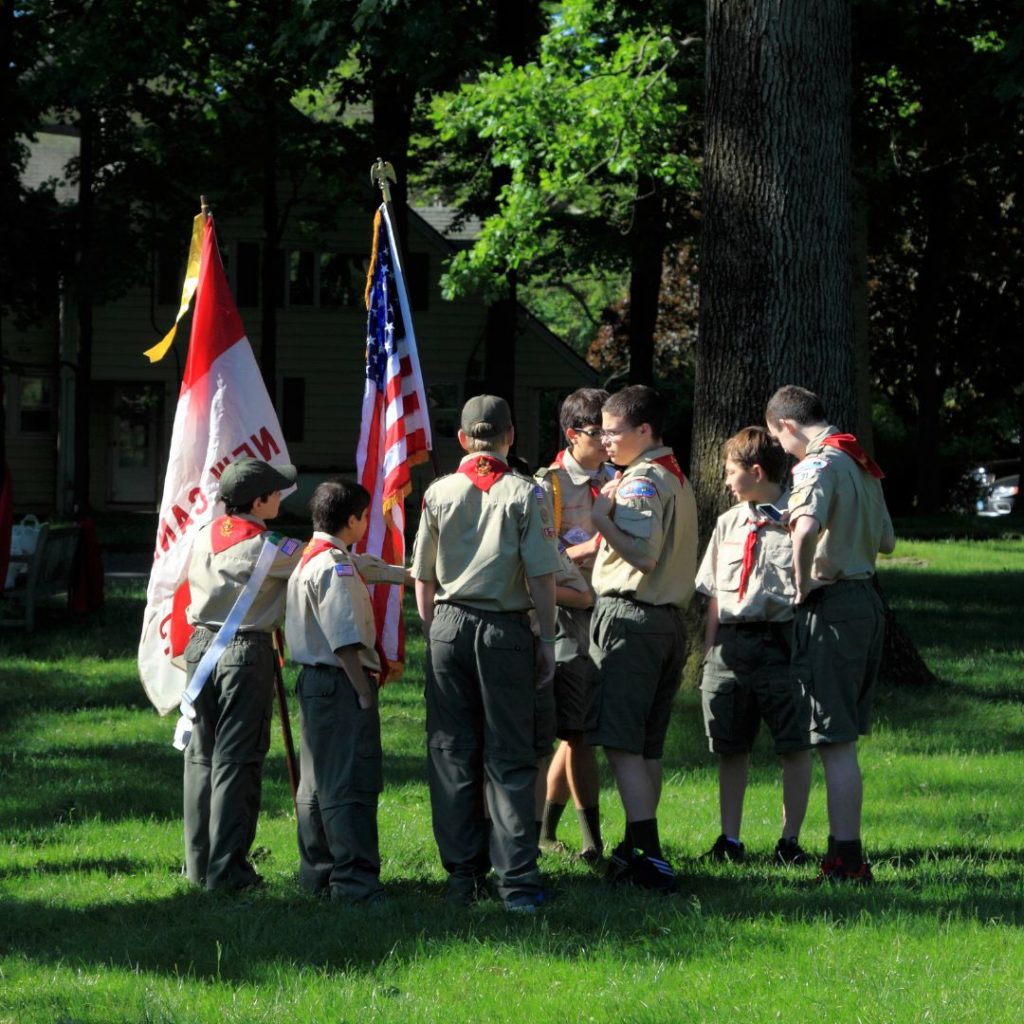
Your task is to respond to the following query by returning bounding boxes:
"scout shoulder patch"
[618,478,657,500]
[335,563,355,578]
[792,457,829,484]
[533,484,545,502]
[280,537,301,556]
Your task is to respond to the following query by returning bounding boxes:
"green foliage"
[430,0,699,301]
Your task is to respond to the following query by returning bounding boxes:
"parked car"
[977,472,1020,517]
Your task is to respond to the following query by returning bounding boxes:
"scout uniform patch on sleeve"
[335,563,355,578]
[792,457,829,485]
[618,478,657,501]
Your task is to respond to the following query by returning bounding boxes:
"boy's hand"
[591,473,622,525]
[535,642,556,690]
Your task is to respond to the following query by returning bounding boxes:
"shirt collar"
[459,451,508,468]
[312,530,348,552]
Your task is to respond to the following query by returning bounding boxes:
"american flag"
[355,203,432,680]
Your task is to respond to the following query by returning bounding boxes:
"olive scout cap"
[461,394,512,439]
[218,458,297,505]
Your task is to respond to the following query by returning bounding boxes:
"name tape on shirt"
[618,478,657,500]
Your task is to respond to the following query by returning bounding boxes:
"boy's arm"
[351,552,407,586]
[526,572,557,688]
[703,596,720,655]
[556,582,593,609]
[879,504,896,555]
[790,514,823,604]
[415,579,437,633]
[335,643,377,709]
[590,478,657,574]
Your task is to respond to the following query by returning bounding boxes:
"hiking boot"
[774,837,810,866]
[446,876,491,907]
[703,834,745,863]
[817,858,874,884]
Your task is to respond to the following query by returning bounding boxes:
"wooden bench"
[1,523,81,630]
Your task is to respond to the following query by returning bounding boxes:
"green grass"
[1,538,1023,1023]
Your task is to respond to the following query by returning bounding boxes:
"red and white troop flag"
[355,203,432,680]
[138,212,294,714]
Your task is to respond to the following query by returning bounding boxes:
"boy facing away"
[412,395,560,912]
[766,384,895,882]
[588,385,698,891]
[695,427,812,865]
[285,478,407,904]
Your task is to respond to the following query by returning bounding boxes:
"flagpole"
[370,158,442,479]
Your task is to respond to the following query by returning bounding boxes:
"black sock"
[836,839,863,868]
[540,801,566,843]
[627,818,662,859]
[577,805,602,853]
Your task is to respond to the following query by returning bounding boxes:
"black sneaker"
[576,846,605,871]
[606,842,635,885]
[630,852,678,893]
[703,834,745,863]
[774,836,810,866]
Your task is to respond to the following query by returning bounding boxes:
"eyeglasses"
[572,427,603,438]
[599,427,634,440]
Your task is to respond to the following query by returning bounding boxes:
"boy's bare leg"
[718,752,750,839]
[818,742,862,840]
[606,748,657,821]
[565,738,602,856]
[780,748,812,838]
[545,742,571,804]
[540,744,569,845]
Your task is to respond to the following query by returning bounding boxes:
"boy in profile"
[766,385,895,882]
[285,478,407,904]
[588,385,698,891]
[695,427,812,865]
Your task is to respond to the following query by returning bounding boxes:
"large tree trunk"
[696,0,854,540]
[626,174,665,387]
[697,0,930,686]
[259,83,280,407]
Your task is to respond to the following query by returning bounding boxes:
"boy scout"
[588,385,698,891]
[412,395,560,912]
[535,388,614,864]
[182,457,301,891]
[766,385,895,882]
[285,479,407,904]
[696,427,812,865]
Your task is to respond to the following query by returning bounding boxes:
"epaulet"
[535,465,553,481]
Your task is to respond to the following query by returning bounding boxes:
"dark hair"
[309,478,370,534]
[722,427,788,485]
[765,385,827,427]
[225,493,270,516]
[603,385,666,439]
[559,388,611,438]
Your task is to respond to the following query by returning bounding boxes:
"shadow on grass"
[1,862,1022,981]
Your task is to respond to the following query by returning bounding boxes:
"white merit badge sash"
[172,534,287,751]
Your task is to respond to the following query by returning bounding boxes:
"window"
[320,252,368,308]
[404,252,430,311]
[288,250,315,306]
[236,241,260,307]
[18,376,55,433]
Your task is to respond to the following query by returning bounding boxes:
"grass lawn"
[1,536,1023,1023]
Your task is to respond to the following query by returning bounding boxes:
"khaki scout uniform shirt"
[535,449,616,583]
[411,452,561,611]
[186,514,301,633]
[591,445,698,608]
[788,425,894,582]
[695,495,795,624]
[285,532,406,673]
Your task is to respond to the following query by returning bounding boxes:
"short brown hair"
[723,427,788,485]
[765,385,826,427]
[603,385,666,438]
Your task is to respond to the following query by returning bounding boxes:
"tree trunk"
[626,174,665,387]
[73,103,95,516]
[259,87,280,407]
[698,0,931,686]
[696,0,854,540]
[371,76,413,247]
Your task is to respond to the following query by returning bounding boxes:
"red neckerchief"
[738,518,767,601]
[458,455,509,492]
[300,537,336,569]
[209,515,265,554]
[821,434,885,479]
[554,448,602,501]
[652,452,687,487]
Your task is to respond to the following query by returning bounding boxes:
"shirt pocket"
[718,548,746,593]
[762,536,796,598]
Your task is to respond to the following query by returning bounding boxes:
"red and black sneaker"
[817,857,874,884]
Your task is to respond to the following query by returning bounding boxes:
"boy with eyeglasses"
[587,385,698,891]
[534,388,614,865]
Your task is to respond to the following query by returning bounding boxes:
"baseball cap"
[218,458,297,505]
[461,395,512,439]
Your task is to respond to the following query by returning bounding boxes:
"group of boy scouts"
[177,381,894,911]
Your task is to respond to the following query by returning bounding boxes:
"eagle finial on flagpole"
[370,158,397,205]
[200,195,211,220]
